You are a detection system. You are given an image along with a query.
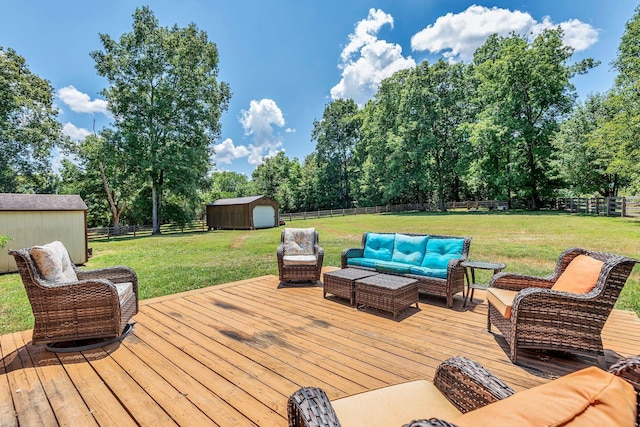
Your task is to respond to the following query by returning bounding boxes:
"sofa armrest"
[288,387,341,427]
[433,357,515,413]
[341,248,364,268]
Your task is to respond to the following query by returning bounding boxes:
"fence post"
[622,197,627,218]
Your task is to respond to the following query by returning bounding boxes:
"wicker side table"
[323,268,378,305]
[355,274,419,319]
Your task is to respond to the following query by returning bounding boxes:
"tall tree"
[472,29,596,209]
[597,5,640,193]
[0,46,64,192]
[91,6,230,234]
[311,99,361,209]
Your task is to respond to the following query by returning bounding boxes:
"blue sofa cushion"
[421,238,464,269]
[346,257,378,269]
[409,266,448,279]
[363,233,395,261]
[391,234,429,266]
[374,261,413,274]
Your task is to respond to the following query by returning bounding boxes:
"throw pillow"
[551,254,604,294]
[283,228,316,256]
[30,241,78,283]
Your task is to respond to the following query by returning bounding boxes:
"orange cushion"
[454,366,637,427]
[551,255,604,294]
[486,288,518,319]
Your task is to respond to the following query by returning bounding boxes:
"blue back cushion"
[421,238,464,269]
[391,234,429,266]
[363,233,395,261]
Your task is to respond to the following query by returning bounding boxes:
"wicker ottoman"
[355,274,419,319]
[323,268,378,305]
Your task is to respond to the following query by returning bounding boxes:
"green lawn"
[1,210,639,334]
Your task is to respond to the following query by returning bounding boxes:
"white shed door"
[253,205,275,229]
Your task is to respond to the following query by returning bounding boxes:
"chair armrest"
[316,245,324,266]
[76,265,137,285]
[609,354,640,426]
[288,387,341,427]
[402,420,459,427]
[489,272,554,292]
[277,244,285,259]
[433,356,515,413]
[341,248,364,268]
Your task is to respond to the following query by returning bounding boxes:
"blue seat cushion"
[391,234,429,266]
[346,258,378,269]
[374,261,413,274]
[363,233,395,261]
[409,266,448,279]
[421,238,464,269]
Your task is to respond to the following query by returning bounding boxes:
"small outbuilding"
[206,195,279,230]
[0,193,88,273]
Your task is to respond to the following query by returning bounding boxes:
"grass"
[1,210,639,334]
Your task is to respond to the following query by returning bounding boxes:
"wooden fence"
[88,220,207,241]
[553,196,640,218]
[87,196,639,241]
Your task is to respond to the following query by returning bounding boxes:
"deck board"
[2,269,639,426]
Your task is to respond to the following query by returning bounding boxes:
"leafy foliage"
[91,6,230,233]
[0,46,65,192]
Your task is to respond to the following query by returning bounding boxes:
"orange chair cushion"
[486,288,518,319]
[454,366,637,427]
[551,255,604,294]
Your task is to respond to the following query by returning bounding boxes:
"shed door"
[253,205,275,229]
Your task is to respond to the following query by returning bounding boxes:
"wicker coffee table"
[323,268,378,305]
[355,273,419,319]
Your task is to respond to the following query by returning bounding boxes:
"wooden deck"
[2,269,640,426]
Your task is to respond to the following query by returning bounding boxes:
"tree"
[553,93,628,196]
[61,131,136,227]
[311,99,361,209]
[472,29,596,209]
[251,152,292,201]
[597,5,640,193]
[0,46,64,192]
[91,6,231,234]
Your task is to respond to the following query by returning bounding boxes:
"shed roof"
[207,195,271,206]
[0,193,87,211]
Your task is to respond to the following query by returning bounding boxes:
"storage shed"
[0,193,88,273]
[206,195,279,230]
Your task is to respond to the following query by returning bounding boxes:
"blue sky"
[1,1,637,176]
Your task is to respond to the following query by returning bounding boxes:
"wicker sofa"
[341,232,471,307]
[288,355,640,427]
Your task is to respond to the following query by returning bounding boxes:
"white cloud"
[58,85,110,115]
[331,8,416,106]
[239,99,285,165]
[62,122,91,141]
[212,138,250,164]
[411,5,599,63]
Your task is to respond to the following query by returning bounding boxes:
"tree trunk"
[99,161,123,228]
[152,182,161,235]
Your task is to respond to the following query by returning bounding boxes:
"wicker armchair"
[487,247,638,364]
[9,245,138,347]
[288,355,640,427]
[277,228,324,285]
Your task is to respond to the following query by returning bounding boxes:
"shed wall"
[0,211,87,273]
[207,205,252,230]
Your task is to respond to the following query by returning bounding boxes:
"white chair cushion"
[114,282,134,304]
[30,241,78,283]
[283,255,318,266]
